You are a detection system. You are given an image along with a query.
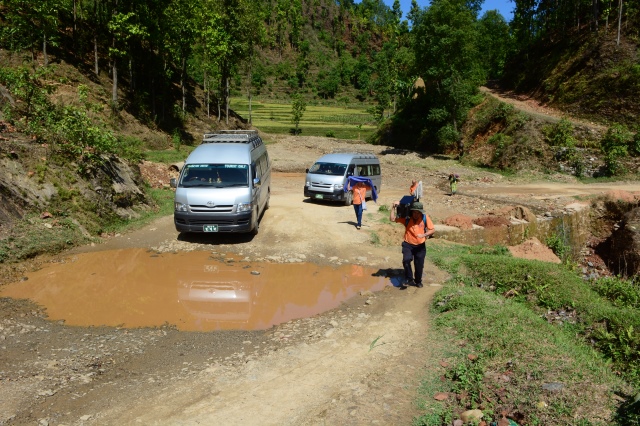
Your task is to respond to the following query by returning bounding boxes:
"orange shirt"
[350,182,369,205]
[394,215,434,245]
[410,182,418,195]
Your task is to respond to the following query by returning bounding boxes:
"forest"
[0,0,638,154]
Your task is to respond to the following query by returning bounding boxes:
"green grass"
[414,242,640,425]
[230,97,377,140]
[100,187,175,234]
[0,214,94,263]
[145,147,194,164]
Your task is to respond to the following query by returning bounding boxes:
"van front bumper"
[174,211,253,233]
[304,187,347,201]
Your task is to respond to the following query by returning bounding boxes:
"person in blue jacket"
[344,176,378,229]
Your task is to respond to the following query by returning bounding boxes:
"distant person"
[346,176,377,230]
[409,179,422,201]
[448,173,459,195]
[410,180,418,198]
[390,201,435,288]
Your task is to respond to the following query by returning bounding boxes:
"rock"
[433,392,448,400]
[460,409,483,422]
[542,382,564,392]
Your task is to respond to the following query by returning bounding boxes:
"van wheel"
[343,191,353,206]
[251,212,259,235]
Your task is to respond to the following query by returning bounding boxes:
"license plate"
[315,194,323,199]
[203,225,218,232]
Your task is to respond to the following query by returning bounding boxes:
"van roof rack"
[202,130,263,148]
[330,148,376,156]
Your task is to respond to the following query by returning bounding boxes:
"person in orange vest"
[390,201,435,288]
[347,178,373,230]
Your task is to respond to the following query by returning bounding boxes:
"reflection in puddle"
[0,249,388,331]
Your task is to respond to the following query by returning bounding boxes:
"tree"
[290,93,306,135]
[107,9,148,108]
[0,0,62,65]
[412,0,485,150]
[477,10,511,79]
[163,0,197,114]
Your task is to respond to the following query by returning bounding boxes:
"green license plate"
[203,225,218,232]
[315,194,323,199]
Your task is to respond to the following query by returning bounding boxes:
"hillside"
[503,28,640,127]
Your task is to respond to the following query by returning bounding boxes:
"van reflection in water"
[177,265,260,330]
[176,261,387,331]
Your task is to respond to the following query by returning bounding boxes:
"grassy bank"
[415,242,640,425]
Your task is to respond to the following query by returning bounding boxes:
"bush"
[546,118,576,147]
[601,124,632,176]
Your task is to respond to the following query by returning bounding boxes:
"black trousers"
[402,241,426,284]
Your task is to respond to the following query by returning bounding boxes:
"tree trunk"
[616,0,623,45]
[181,56,186,113]
[217,91,221,122]
[225,77,229,126]
[112,36,118,107]
[248,58,253,124]
[112,61,118,105]
[151,77,156,120]
[204,70,209,119]
[73,0,77,43]
[94,36,99,75]
[43,35,48,66]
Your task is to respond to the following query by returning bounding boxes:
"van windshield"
[179,164,249,188]
[308,162,347,176]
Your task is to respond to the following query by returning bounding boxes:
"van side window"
[358,165,371,177]
[372,164,380,175]
[347,164,355,176]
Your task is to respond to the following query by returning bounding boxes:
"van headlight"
[237,202,252,212]
[334,184,343,190]
[175,202,187,212]
[305,181,310,187]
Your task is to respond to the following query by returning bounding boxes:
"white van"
[170,130,271,234]
[304,152,381,205]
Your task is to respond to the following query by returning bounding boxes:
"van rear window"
[308,162,347,176]
[180,164,249,187]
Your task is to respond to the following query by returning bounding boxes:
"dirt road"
[2,135,640,426]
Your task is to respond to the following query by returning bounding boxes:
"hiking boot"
[406,279,415,287]
[415,282,423,288]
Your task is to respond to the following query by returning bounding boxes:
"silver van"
[304,152,381,205]
[170,130,271,234]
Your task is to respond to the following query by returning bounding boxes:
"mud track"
[2,135,640,425]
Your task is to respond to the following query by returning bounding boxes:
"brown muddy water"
[0,249,388,331]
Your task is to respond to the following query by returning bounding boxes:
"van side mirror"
[305,168,309,173]
[170,178,177,188]
[253,177,261,187]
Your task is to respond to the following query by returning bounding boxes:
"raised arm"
[390,201,399,222]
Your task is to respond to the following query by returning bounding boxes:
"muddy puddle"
[0,249,388,331]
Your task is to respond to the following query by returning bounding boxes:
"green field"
[230,97,377,140]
